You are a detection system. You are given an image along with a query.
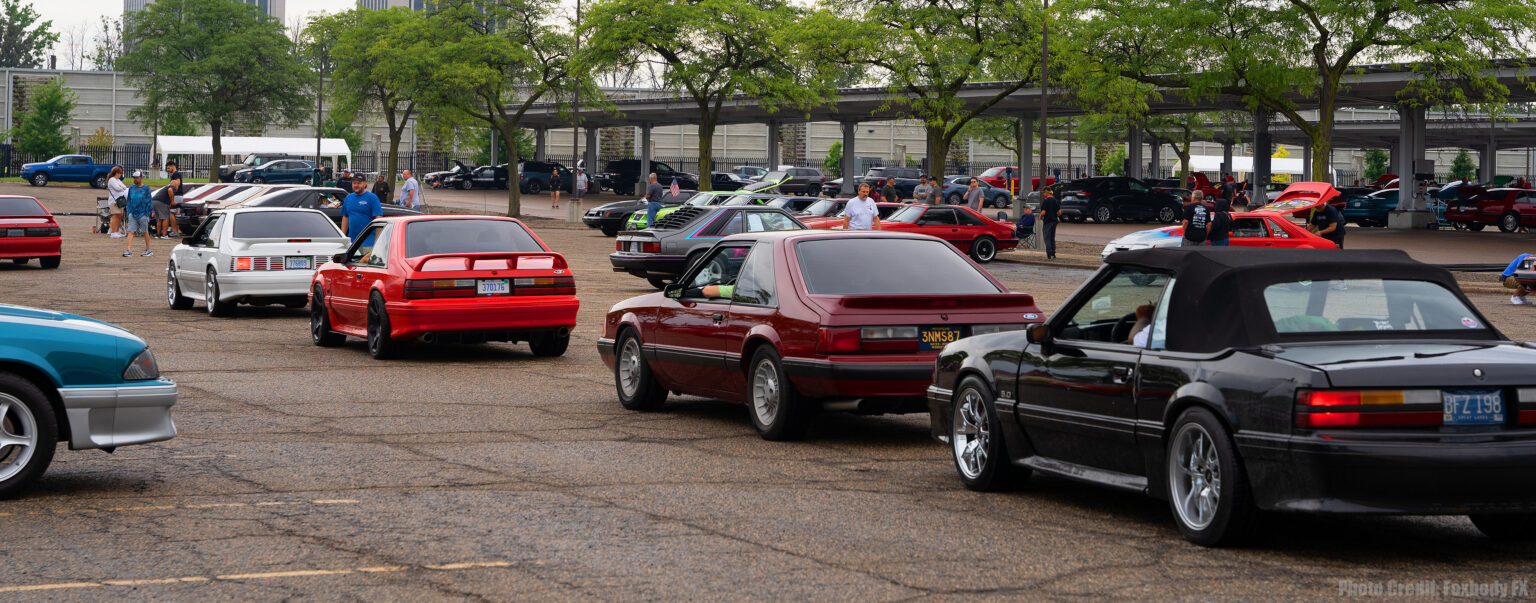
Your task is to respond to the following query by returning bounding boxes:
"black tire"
[205,269,234,317]
[807,184,821,197]
[1469,514,1536,541]
[746,347,813,441]
[1468,223,1486,232]
[92,175,107,189]
[167,263,192,309]
[38,257,58,269]
[252,177,266,184]
[614,330,668,411]
[1452,221,1469,231]
[526,180,542,195]
[9,258,25,265]
[0,372,58,499]
[459,179,473,190]
[1070,214,1086,223]
[1157,204,1179,224]
[950,376,1027,491]
[684,250,708,273]
[970,236,998,263]
[1092,202,1115,224]
[529,330,570,357]
[310,287,344,347]
[646,277,670,289]
[1165,407,1257,547]
[601,225,619,237]
[1500,212,1520,233]
[946,193,963,205]
[29,173,47,187]
[366,294,402,359]
[301,176,312,185]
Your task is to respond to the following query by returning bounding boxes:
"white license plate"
[1443,389,1504,425]
[477,279,510,296]
[285,256,311,270]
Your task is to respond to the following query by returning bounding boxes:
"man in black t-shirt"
[153,161,185,238]
[1180,191,1209,247]
[1039,190,1060,259]
[1310,203,1346,248]
[1207,199,1232,246]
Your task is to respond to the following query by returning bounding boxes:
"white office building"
[358,0,427,9]
[125,0,286,19]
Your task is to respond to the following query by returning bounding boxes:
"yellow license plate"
[920,326,963,350]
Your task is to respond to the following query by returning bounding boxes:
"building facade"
[126,0,287,19]
[358,0,427,9]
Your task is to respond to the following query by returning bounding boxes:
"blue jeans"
[646,202,662,227]
[1208,239,1230,246]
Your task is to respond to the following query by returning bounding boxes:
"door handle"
[711,313,724,324]
[1110,366,1134,384]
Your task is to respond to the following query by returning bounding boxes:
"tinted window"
[198,215,224,247]
[248,191,299,207]
[1263,279,1488,334]
[955,209,987,226]
[1230,218,1268,238]
[231,211,342,239]
[653,162,674,172]
[347,224,384,264]
[1060,268,1171,344]
[796,238,1001,295]
[886,205,925,223]
[0,197,46,215]
[742,211,802,232]
[919,208,958,225]
[733,243,776,306]
[403,219,544,257]
[682,245,750,298]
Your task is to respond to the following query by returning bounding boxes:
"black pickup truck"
[595,160,699,196]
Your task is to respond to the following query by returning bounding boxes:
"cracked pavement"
[1,184,1533,600]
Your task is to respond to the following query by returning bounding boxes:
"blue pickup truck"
[20,155,121,189]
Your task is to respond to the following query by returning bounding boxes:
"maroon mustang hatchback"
[597,230,1044,440]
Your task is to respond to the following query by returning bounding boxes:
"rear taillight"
[233,257,252,271]
[616,240,659,253]
[25,226,60,236]
[514,276,576,296]
[404,278,477,299]
[815,326,920,354]
[1294,389,1443,428]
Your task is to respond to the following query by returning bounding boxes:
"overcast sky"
[35,0,357,61]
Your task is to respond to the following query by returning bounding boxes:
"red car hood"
[1253,182,1339,216]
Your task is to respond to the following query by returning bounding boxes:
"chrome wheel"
[952,388,990,480]
[166,269,176,306]
[0,393,38,483]
[1169,422,1221,531]
[205,275,216,314]
[751,358,780,427]
[618,337,643,399]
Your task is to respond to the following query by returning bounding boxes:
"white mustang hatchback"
[167,207,351,316]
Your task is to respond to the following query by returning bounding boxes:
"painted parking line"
[0,498,360,518]
[0,561,514,593]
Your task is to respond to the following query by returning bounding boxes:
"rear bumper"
[1248,432,1536,514]
[0,237,62,258]
[780,355,934,404]
[218,270,317,301]
[384,296,579,340]
[610,253,689,279]
[58,381,178,450]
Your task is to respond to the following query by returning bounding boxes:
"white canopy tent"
[155,136,353,177]
[1188,155,1305,175]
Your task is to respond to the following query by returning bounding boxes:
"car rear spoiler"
[410,251,568,272]
[814,293,1036,310]
[233,237,349,250]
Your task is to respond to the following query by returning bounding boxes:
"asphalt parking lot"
[2,183,1534,599]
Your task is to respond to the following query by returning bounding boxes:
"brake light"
[1294,389,1443,428]
[288,239,311,243]
[815,326,920,354]
[513,275,576,296]
[234,257,252,271]
[25,226,60,236]
[817,328,861,353]
[404,278,476,299]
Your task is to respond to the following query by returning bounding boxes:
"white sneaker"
[1512,296,1528,305]
[110,232,125,238]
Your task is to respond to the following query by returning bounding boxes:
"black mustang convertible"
[928,248,1536,546]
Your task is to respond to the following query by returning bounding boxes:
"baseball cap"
[132,170,143,178]
[351,174,366,182]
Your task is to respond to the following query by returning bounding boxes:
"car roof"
[1103,248,1492,351]
[210,206,330,216]
[717,230,942,245]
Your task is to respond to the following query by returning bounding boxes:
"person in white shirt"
[574,169,588,205]
[396,170,421,209]
[843,183,882,231]
[105,166,128,237]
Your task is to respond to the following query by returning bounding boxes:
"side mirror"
[664,284,683,299]
[1027,324,1053,353]
[182,237,197,245]
[332,253,347,264]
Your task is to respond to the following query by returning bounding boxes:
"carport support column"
[1015,117,1033,222]
[534,128,547,161]
[1252,110,1271,204]
[841,122,856,196]
[1302,144,1313,181]
[639,124,653,194]
[766,121,780,169]
[1126,124,1143,179]
[1148,141,1161,179]
[1388,104,1430,228]
[1221,142,1233,178]
[584,128,598,176]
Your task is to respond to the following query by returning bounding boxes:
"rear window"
[231,211,341,239]
[1263,279,1489,334]
[796,238,1002,295]
[404,219,544,257]
[0,197,46,216]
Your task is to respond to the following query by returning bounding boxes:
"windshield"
[798,199,836,215]
[886,205,925,223]
[404,219,544,257]
[0,197,46,216]
[683,192,720,206]
[232,211,342,239]
[43,155,69,164]
[1263,279,1489,335]
[796,238,1002,295]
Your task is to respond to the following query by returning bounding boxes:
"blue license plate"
[920,326,963,351]
[1442,389,1504,425]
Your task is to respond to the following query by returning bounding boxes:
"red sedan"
[977,167,1054,193]
[0,196,61,269]
[599,230,1043,440]
[1443,188,1536,233]
[798,202,906,229]
[870,204,1019,262]
[309,215,578,359]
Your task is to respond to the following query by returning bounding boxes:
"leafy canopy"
[0,0,57,69]
[13,80,74,158]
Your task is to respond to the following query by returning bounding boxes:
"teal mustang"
[0,303,177,497]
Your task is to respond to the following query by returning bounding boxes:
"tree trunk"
[1311,95,1334,181]
[209,119,222,182]
[927,124,948,194]
[383,103,413,187]
[500,122,520,217]
[696,118,715,192]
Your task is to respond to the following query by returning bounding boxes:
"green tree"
[86,15,124,70]
[583,0,827,191]
[13,80,74,159]
[321,116,362,157]
[802,0,1045,185]
[1066,0,1536,179]
[419,0,577,217]
[308,8,433,182]
[119,0,309,172]
[1450,149,1476,182]
[824,140,842,177]
[1363,149,1390,181]
[0,0,57,68]
[1102,146,1129,176]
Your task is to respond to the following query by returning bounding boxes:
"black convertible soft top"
[1104,248,1502,352]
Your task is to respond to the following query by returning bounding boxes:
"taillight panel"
[1295,389,1463,429]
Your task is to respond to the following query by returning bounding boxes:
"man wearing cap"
[153,160,184,238]
[341,174,383,242]
[123,171,155,257]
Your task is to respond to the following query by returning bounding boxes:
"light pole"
[570,0,583,222]
[1038,0,1049,192]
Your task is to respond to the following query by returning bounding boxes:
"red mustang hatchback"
[310,215,578,359]
[598,230,1043,440]
[869,204,1019,262]
[0,196,62,269]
